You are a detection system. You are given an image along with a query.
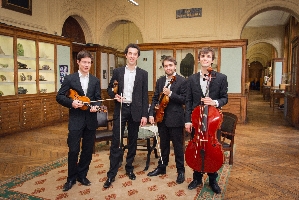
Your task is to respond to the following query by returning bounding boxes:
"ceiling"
[245,10,290,27]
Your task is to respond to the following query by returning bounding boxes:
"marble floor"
[0,90,299,199]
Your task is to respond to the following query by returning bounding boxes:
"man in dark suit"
[185,47,228,194]
[147,56,186,184]
[56,50,101,191]
[103,43,148,188]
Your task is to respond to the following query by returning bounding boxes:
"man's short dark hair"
[198,47,215,60]
[124,43,140,57]
[162,56,177,67]
[77,50,93,62]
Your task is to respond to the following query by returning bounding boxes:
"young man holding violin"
[56,50,101,191]
[103,43,148,188]
[147,56,186,184]
[185,47,228,194]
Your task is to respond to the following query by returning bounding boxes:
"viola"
[154,76,176,123]
[185,67,224,173]
[68,89,107,112]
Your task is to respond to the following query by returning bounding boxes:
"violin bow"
[152,123,163,164]
[119,93,123,148]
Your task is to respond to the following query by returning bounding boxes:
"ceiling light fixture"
[128,0,138,6]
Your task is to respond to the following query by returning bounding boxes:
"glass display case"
[0,35,14,96]
[17,38,36,94]
[38,42,55,93]
[0,22,72,136]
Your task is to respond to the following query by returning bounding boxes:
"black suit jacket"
[185,70,228,123]
[149,74,186,127]
[107,66,148,122]
[56,72,101,130]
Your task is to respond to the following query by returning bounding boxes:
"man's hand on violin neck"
[72,100,84,109]
[115,94,126,102]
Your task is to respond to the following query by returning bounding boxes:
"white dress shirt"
[123,65,136,103]
[200,70,219,107]
[78,70,89,95]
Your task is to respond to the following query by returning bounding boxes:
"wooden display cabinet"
[0,23,72,135]
[285,36,299,127]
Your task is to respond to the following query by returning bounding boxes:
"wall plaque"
[176,8,202,19]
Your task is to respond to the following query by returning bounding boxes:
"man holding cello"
[147,56,186,184]
[184,47,228,194]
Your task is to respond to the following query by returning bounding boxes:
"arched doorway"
[62,16,86,73]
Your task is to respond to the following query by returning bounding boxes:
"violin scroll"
[113,80,118,94]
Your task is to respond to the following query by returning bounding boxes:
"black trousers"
[157,121,185,173]
[107,104,140,178]
[67,125,95,182]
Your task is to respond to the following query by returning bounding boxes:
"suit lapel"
[160,76,166,91]
[194,73,205,97]
[208,71,217,89]
[86,75,93,97]
[119,67,125,94]
[170,75,177,90]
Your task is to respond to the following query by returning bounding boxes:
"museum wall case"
[138,39,248,123]
[0,23,72,135]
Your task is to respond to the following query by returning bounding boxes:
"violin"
[68,89,107,112]
[185,67,224,173]
[154,76,176,123]
[113,80,118,94]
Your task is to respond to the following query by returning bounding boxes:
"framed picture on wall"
[59,65,68,84]
[2,0,32,15]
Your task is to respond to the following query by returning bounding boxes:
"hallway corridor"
[0,90,299,199]
[225,90,299,199]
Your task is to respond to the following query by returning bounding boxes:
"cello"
[154,76,176,123]
[185,68,224,173]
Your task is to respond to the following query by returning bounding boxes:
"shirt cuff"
[214,100,219,107]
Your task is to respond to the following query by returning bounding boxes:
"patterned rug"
[0,143,231,200]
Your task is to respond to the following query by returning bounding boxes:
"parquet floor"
[0,90,299,199]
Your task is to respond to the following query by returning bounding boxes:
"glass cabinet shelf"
[0,35,14,96]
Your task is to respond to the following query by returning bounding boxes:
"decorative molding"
[0,16,47,31]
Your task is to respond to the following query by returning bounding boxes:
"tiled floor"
[0,90,299,199]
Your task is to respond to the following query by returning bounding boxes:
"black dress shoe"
[103,177,115,188]
[147,168,166,177]
[176,172,185,184]
[63,180,76,191]
[209,182,221,194]
[77,177,91,186]
[126,171,136,180]
[188,179,202,190]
